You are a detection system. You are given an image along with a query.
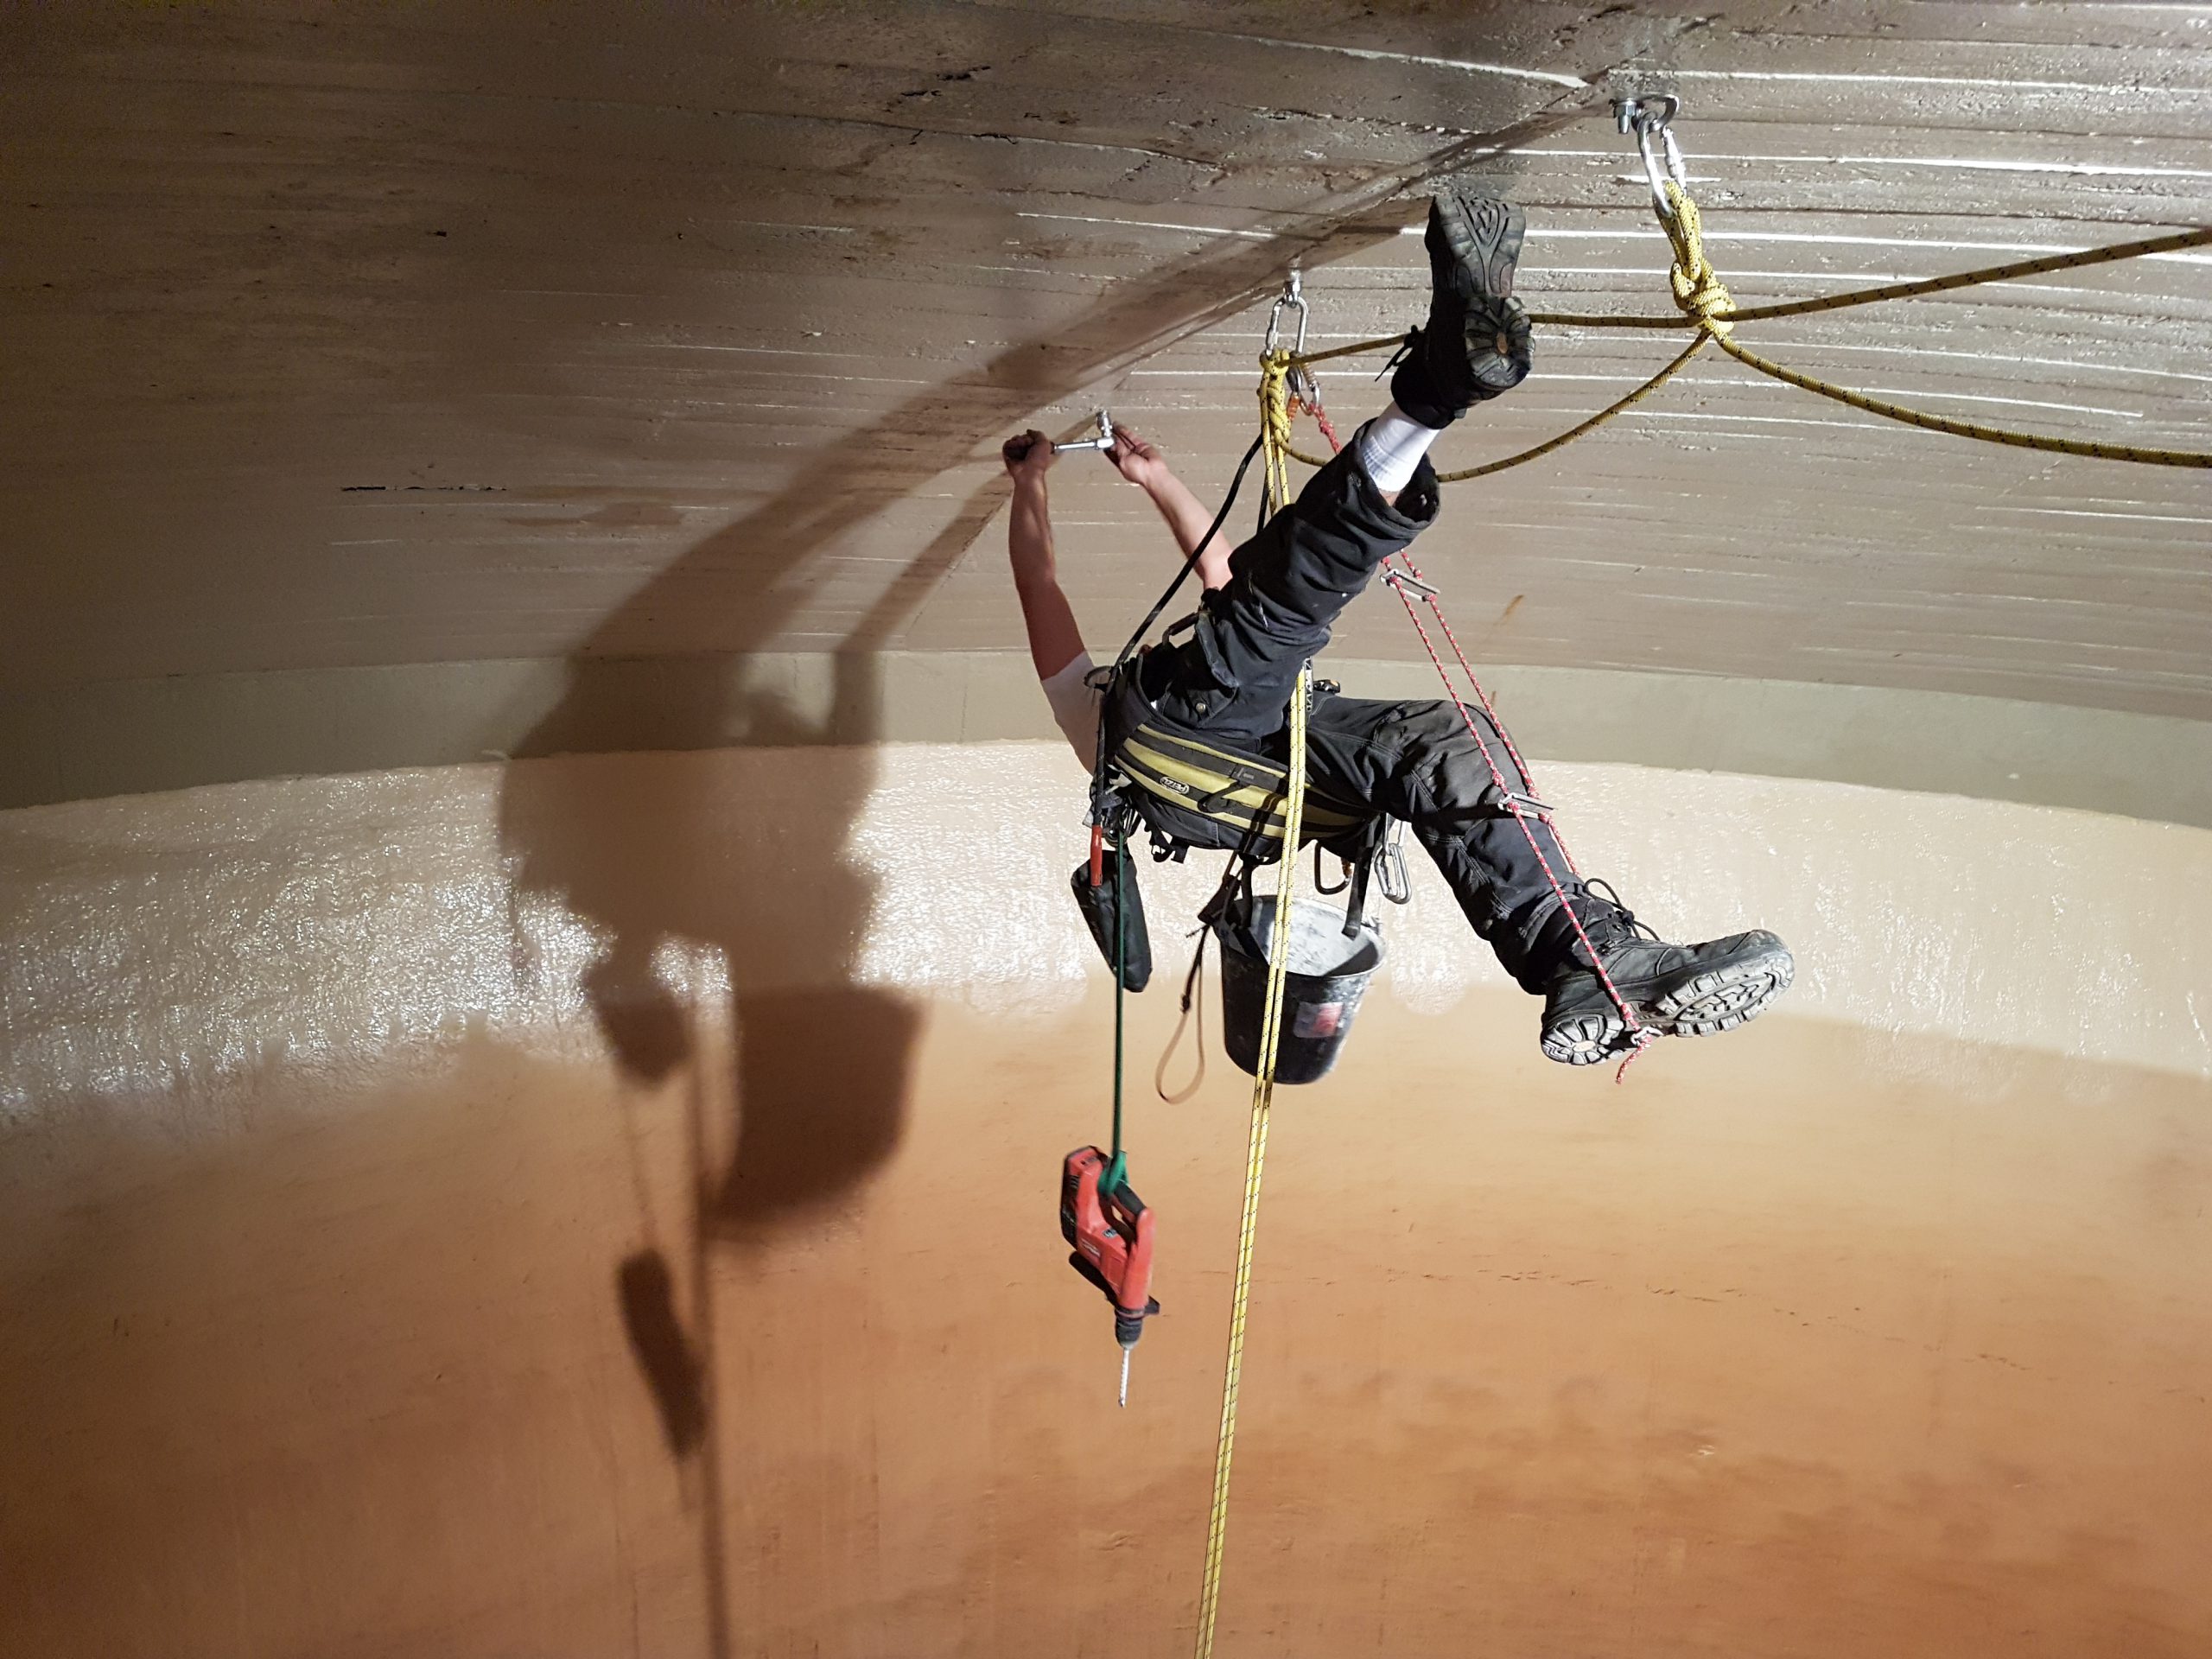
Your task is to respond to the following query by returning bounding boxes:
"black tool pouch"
[1070,849,1153,992]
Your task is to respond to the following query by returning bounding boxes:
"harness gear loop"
[1154,927,1211,1106]
[1192,664,1313,1659]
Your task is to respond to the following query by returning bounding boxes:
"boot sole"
[1540,1009,1625,1067]
[1435,189,1523,304]
[1539,939,1796,1065]
[1653,940,1796,1039]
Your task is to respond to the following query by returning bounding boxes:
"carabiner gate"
[1263,269,1309,359]
[1611,93,1688,219]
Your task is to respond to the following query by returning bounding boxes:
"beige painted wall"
[10,650,2212,830]
[3,744,2209,1656]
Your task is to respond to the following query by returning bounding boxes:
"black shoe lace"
[1583,878,1658,943]
[1376,329,1416,382]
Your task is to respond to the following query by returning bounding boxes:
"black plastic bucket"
[1214,895,1385,1084]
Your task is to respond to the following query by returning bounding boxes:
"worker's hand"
[1106,426,1166,488]
[1002,429,1056,483]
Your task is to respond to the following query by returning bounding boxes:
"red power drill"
[1060,1147,1160,1406]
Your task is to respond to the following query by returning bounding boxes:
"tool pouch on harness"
[1070,842,1153,992]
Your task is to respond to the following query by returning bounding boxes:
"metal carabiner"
[1611,93,1687,218]
[1376,827,1412,906]
[1263,269,1309,359]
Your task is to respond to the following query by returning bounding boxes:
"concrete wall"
[8,3,2209,795]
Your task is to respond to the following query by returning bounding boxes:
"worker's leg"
[1136,188,1529,750]
[1303,693,1583,991]
[1305,692,1796,1063]
[1146,444,1442,749]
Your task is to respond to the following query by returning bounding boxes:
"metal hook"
[1263,269,1309,358]
[1611,92,1688,217]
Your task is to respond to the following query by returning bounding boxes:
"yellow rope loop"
[1258,349,1299,508]
[1433,333,1709,482]
[1662,181,1733,338]
[1258,349,1294,445]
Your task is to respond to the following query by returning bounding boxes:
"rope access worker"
[1004,189,1795,1065]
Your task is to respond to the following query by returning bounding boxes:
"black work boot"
[1537,886,1796,1066]
[1388,188,1533,427]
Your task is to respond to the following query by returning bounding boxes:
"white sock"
[1353,404,1441,494]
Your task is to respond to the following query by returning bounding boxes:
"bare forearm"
[1008,477,1084,677]
[1140,467,1233,590]
[1008,475,1056,584]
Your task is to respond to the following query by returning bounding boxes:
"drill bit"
[1119,1342,1133,1408]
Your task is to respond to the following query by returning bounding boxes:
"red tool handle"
[1060,1147,1158,1343]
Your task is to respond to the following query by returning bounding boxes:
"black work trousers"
[1139,441,1589,993]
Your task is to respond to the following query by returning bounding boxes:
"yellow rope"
[1692,222,2212,326]
[1268,337,1713,480]
[1258,352,1297,512]
[1288,225,2212,346]
[1710,332,2212,467]
[1273,192,2212,474]
[1191,658,1312,1656]
[1656,180,2212,467]
[1435,334,1709,481]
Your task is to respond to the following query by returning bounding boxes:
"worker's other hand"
[1002,429,1056,481]
[1106,426,1165,486]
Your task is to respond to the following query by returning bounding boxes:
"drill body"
[1060,1147,1160,1347]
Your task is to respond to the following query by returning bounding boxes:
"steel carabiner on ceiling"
[1264,270,1323,406]
[1612,93,1688,219]
[1263,268,1309,358]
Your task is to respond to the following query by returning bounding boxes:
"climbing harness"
[1114,708,1368,853]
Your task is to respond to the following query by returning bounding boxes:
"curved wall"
[3,742,2209,1656]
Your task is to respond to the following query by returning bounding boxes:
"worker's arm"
[1002,430,1086,679]
[1107,427,1233,592]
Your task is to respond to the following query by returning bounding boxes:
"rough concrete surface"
[3,2,2209,805]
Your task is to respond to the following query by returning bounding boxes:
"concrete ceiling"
[4,1,2209,773]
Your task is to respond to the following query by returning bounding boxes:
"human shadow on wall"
[499,480,999,1242]
[492,191,1485,1242]
[617,1248,709,1458]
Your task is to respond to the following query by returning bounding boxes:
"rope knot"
[1662,182,1734,336]
[1258,348,1295,444]
[1256,349,1298,510]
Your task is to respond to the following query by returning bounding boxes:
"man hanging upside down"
[1003,188,1794,1065]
